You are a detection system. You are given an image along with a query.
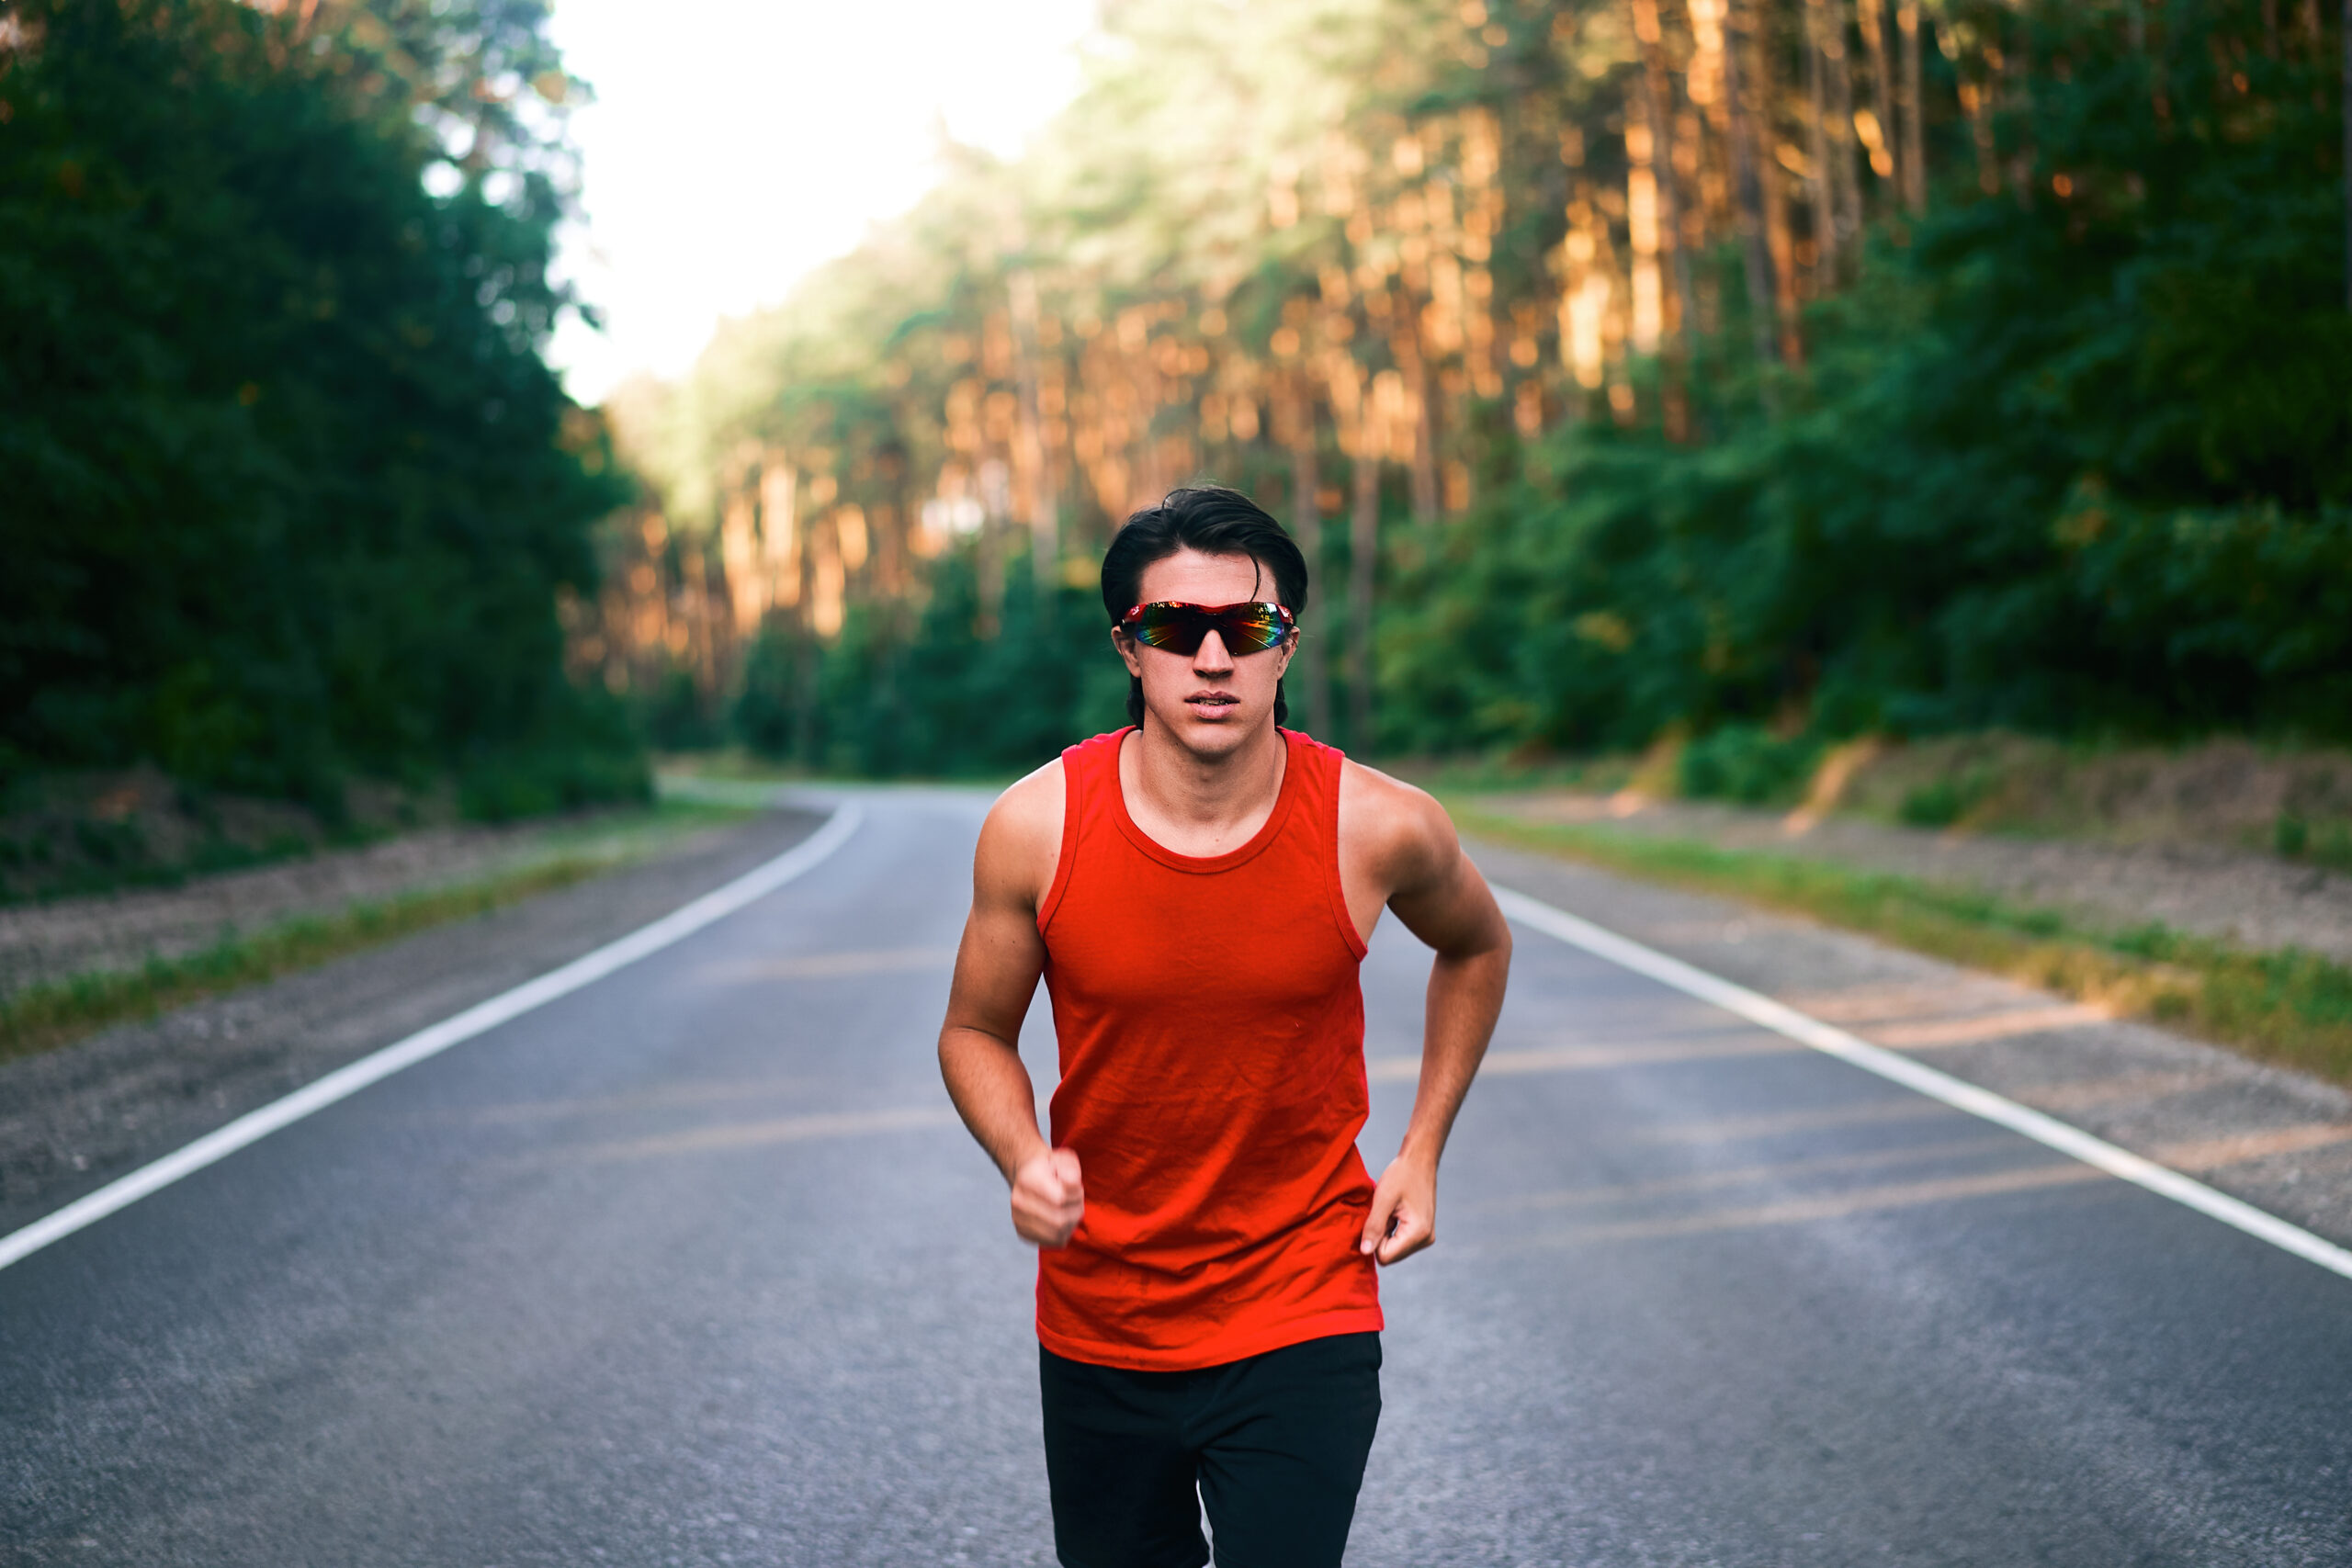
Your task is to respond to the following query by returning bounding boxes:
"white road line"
[0,803,865,1275]
[1492,885,2352,1283]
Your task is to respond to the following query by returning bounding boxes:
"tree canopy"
[7,0,2343,799]
[601,0,2348,777]
[0,0,638,815]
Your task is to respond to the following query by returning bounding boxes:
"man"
[938,486,1511,1567]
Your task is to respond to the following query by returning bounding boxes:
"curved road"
[4,793,2347,1565]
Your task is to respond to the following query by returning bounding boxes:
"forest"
[4,0,2349,812]
[0,0,639,821]
[602,0,2350,782]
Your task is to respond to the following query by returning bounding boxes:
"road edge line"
[0,802,865,1275]
[1490,885,2352,1283]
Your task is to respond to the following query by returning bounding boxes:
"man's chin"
[1153,705,1267,750]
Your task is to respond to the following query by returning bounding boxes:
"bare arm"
[1345,770,1512,1264]
[938,765,1084,1247]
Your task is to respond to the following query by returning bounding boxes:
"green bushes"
[1894,760,1999,828]
[456,687,652,822]
[2276,815,2352,874]
[730,545,1131,778]
[1678,727,1819,806]
[1896,780,1973,829]
[0,0,639,816]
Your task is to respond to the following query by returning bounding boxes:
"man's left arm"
[1356,784,1512,1265]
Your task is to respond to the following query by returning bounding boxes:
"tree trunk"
[1008,270,1059,596]
[1859,0,1894,192]
[1399,331,1439,525]
[792,538,819,764]
[1348,438,1380,754]
[1634,0,1702,434]
[1721,0,1783,369]
[1286,380,1334,738]
[1745,0,1804,364]
[1804,0,1841,281]
[977,493,1003,640]
[1898,0,1926,212]
[1962,71,1999,196]
[875,447,910,728]
[1823,0,1861,259]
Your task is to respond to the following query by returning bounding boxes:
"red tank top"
[1034,727,1382,1371]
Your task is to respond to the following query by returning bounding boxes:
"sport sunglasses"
[1116,600,1296,656]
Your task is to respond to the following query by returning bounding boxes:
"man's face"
[1114,547,1297,759]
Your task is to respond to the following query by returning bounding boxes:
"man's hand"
[1359,1154,1436,1265]
[1012,1147,1085,1247]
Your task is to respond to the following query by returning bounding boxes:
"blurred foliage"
[0,0,642,816]
[1678,724,1819,805]
[612,0,2346,776]
[8,0,2341,810]
[731,546,1132,777]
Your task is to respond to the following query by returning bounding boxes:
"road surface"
[5,791,2347,1565]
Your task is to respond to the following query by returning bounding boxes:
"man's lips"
[1185,693,1240,712]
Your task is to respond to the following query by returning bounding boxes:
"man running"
[938,485,1511,1567]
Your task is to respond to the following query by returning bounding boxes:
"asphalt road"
[4,792,2347,1566]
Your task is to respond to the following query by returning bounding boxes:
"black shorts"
[1039,1331,1382,1568]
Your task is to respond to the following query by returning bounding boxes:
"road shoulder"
[1470,835,2352,1255]
[0,808,824,1237]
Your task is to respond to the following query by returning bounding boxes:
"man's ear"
[1111,628,1144,677]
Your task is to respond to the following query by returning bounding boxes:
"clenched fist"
[1012,1147,1084,1247]
[1360,1153,1437,1265]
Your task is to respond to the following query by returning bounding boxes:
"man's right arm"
[938,763,1084,1247]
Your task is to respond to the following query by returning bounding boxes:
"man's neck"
[1120,716,1288,856]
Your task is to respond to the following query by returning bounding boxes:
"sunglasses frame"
[1115,600,1296,657]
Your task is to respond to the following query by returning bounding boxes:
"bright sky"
[543,0,1099,406]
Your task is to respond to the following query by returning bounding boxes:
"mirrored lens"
[1129,606,1214,654]
[1216,605,1288,654]
[1125,603,1290,656]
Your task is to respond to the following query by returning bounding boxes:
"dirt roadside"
[0,807,753,997]
[1468,836,2352,1253]
[0,807,823,1239]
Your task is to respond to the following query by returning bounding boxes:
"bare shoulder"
[974,757,1067,909]
[1337,758,1460,893]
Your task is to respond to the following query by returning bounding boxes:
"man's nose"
[1193,630,1235,672]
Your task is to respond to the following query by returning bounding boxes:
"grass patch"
[1448,802,2352,1089]
[1398,750,1645,795]
[2275,813,2352,873]
[0,800,755,1065]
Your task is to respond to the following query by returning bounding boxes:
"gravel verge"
[0,807,823,1238]
[1470,836,2352,1254]
[0,810,746,997]
[1476,792,2352,963]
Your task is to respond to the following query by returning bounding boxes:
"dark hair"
[1101,486,1309,728]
